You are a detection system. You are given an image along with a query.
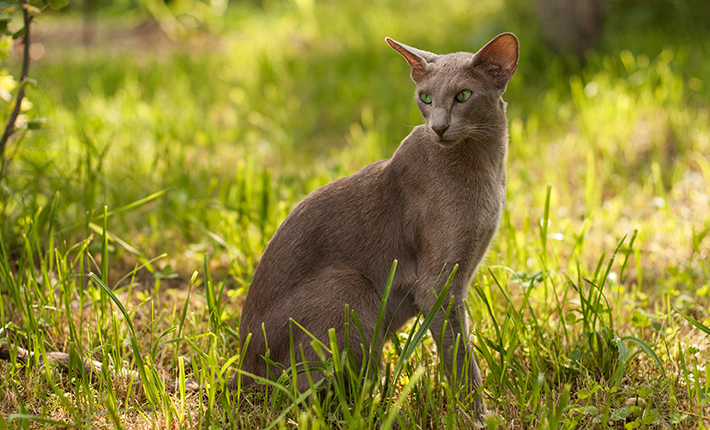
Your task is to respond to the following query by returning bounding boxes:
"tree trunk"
[83,0,97,46]
[537,0,606,59]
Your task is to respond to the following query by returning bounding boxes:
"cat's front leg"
[414,273,488,424]
[430,299,487,416]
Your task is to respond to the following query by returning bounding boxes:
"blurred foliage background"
[0,0,708,427]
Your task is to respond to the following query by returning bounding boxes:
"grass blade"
[619,335,666,379]
[677,310,710,336]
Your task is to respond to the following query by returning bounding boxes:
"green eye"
[419,93,432,104]
[456,90,472,102]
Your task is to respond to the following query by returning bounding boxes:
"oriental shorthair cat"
[236,33,519,420]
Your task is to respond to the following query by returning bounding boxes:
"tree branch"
[0,0,33,162]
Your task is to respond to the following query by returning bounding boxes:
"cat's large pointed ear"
[472,33,519,90]
[386,38,437,81]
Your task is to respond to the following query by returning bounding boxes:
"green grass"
[1,0,709,428]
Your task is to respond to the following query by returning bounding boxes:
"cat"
[234,32,519,422]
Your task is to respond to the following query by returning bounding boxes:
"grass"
[1,0,709,428]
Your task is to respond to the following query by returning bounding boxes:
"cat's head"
[386,34,519,148]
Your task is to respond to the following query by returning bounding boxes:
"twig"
[0,0,33,162]
[0,341,200,392]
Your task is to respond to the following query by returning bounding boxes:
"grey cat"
[235,33,519,420]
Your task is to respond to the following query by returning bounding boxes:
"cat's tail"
[0,340,199,392]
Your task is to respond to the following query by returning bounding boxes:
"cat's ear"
[386,38,437,81]
[472,33,519,90]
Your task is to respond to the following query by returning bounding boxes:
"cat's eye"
[456,90,472,102]
[419,93,432,104]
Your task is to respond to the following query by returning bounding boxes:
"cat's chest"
[391,133,507,236]
[437,154,505,216]
[455,179,505,233]
[411,170,505,245]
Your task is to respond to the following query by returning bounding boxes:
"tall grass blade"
[88,272,158,406]
[88,222,157,274]
[539,184,552,263]
[369,259,397,380]
[381,366,425,430]
[391,265,456,382]
[101,206,109,287]
[619,335,666,379]
[677,310,710,336]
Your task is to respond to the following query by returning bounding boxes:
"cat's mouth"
[430,133,459,148]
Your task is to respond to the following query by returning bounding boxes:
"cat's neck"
[389,122,508,195]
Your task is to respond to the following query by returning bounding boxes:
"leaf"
[577,405,599,415]
[0,18,11,34]
[26,118,47,130]
[610,407,631,421]
[630,309,650,328]
[12,26,24,40]
[49,0,70,9]
[670,410,688,424]
[19,77,37,90]
[641,408,659,425]
[636,387,652,399]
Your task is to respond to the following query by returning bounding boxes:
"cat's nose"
[432,124,449,137]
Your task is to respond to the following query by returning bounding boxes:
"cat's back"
[242,157,403,311]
